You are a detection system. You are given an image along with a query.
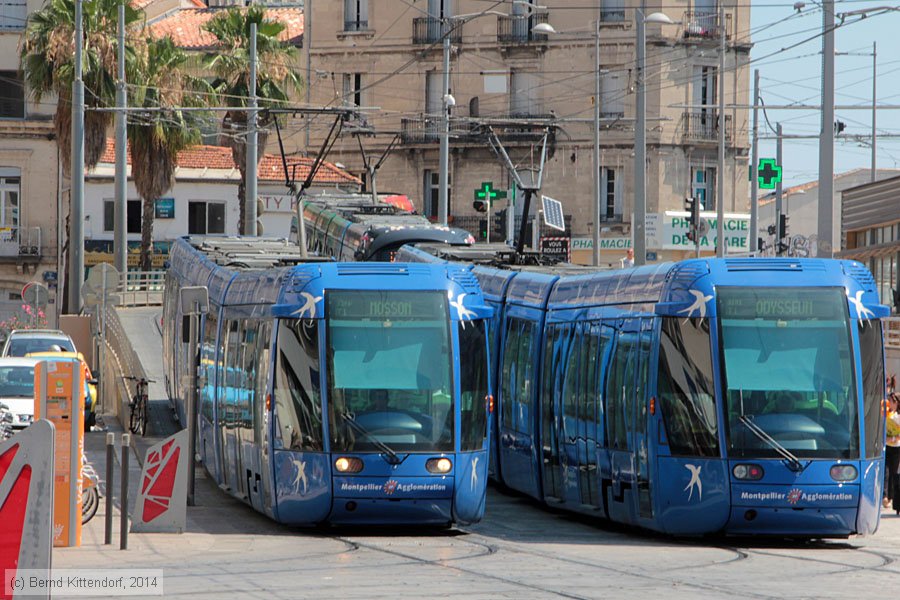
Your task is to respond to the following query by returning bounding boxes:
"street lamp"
[634,11,675,266]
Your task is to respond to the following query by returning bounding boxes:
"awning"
[836,241,900,261]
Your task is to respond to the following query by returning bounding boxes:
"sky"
[750,1,900,187]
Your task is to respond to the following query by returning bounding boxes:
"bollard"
[105,432,114,545]
[120,433,130,550]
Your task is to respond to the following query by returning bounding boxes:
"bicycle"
[124,376,155,436]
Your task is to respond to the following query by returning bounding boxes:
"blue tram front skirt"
[331,476,454,525]
[726,483,860,536]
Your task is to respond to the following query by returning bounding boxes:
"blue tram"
[399,245,890,538]
[161,237,493,526]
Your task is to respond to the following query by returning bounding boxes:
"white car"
[0,357,40,430]
[1,329,76,357]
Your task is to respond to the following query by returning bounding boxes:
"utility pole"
[750,69,759,255]
[591,18,600,267]
[438,32,451,226]
[245,23,258,236]
[872,41,877,182]
[716,1,726,258]
[113,0,127,280]
[634,9,646,267]
[69,0,85,313]
[817,0,835,258]
[775,123,783,256]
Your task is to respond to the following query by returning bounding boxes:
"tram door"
[576,323,602,511]
[219,319,244,497]
[634,320,654,519]
[605,319,638,525]
[540,326,564,502]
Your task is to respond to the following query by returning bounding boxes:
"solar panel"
[541,195,566,232]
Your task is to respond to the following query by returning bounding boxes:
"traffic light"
[757,237,765,252]
[684,197,700,242]
[473,198,487,213]
[834,120,846,136]
[479,218,488,240]
[778,213,789,239]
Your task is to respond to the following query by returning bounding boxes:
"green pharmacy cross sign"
[757,158,783,190]
[474,181,507,206]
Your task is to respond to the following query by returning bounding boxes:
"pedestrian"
[884,392,900,513]
[622,248,635,268]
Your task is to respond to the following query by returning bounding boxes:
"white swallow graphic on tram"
[292,459,308,495]
[292,292,323,319]
[471,456,479,491]
[678,289,714,318]
[684,464,702,502]
[449,291,477,327]
[848,290,875,321]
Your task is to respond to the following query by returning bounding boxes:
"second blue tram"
[400,246,890,538]
[161,237,493,526]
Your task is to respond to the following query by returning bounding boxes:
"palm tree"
[203,6,303,234]
[21,0,143,173]
[128,36,211,271]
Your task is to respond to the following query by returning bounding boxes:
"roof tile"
[150,7,303,51]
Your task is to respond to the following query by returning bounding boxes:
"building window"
[600,167,622,221]
[599,71,624,119]
[0,71,25,119]
[425,71,442,116]
[423,170,450,220]
[103,199,141,233]
[691,166,716,211]
[0,170,20,228]
[0,1,26,31]
[510,71,540,117]
[342,73,363,107]
[600,0,625,22]
[427,0,453,19]
[188,201,225,234]
[344,0,368,31]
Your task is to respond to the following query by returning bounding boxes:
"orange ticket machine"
[33,358,84,547]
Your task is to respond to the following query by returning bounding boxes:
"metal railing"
[400,115,441,143]
[887,317,900,350]
[681,111,732,143]
[117,270,165,307]
[497,11,549,43]
[344,19,369,32]
[413,17,463,44]
[682,11,732,41]
[97,304,149,420]
[0,226,41,257]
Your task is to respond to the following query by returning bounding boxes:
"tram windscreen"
[327,290,454,452]
[719,287,859,459]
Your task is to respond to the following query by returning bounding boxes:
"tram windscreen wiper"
[739,415,804,472]
[339,412,401,464]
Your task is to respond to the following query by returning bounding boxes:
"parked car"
[1,329,76,357]
[0,357,41,430]
[27,351,97,431]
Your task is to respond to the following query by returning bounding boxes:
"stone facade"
[299,0,752,264]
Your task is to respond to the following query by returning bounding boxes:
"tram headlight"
[732,464,764,480]
[334,457,364,473]
[426,457,453,474]
[830,464,857,482]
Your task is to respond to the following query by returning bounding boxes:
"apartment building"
[0,0,62,324]
[301,0,752,264]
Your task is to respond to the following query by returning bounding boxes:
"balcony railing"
[344,19,369,32]
[497,11,550,44]
[599,8,626,23]
[0,226,41,258]
[413,17,463,44]
[401,113,555,145]
[400,115,441,143]
[681,111,732,143]
[682,11,732,40]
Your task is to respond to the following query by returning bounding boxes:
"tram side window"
[563,327,581,424]
[200,311,218,421]
[254,321,273,445]
[606,331,634,450]
[501,320,521,429]
[514,320,536,434]
[239,320,259,434]
[274,319,323,451]
[657,318,718,457]
[459,320,488,451]
[859,320,885,459]
[222,320,241,429]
